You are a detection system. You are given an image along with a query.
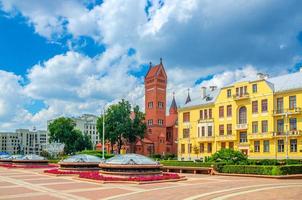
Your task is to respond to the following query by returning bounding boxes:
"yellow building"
[178,71,302,160]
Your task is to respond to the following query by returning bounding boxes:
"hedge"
[221,165,302,175]
[76,150,114,159]
[160,160,213,167]
[247,159,302,166]
[150,154,177,160]
[278,165,302,175]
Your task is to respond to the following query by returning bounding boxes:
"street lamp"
[102,106,106,160]
[285,113,289,160]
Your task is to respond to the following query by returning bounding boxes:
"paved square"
[0,167,301,200]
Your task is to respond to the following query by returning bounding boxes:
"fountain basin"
[99,154,162,177]
[13,154,48,166]
[59,154,102,171]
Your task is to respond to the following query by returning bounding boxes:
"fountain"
[44,142,65,158]
[59,154,102,171]
[99,154,162,177]
[0,155,23,164]
[13,154,48,166]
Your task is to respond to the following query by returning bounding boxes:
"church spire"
[185,88,191,104]
[169,92,178,115]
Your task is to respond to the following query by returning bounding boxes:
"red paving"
[0,167,301,200]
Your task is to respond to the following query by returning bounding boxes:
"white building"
[48,114,99,149]
[0,129,48,155]
[72,114,100,148]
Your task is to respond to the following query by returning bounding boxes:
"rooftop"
[181,87,220,109]
[181,70,302,109]
[226,70,302,93]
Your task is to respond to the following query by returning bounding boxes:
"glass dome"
[19,154,46,161]
[105,154,158,165]
[0,154,10,159]
[8,155,23,160]
[62,154,102,163]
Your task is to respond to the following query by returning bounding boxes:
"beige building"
[0,129,48,155]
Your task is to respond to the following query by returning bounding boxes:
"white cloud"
[170,65,259,106]
[1,0,302,131]
[0,0,94,39]
[2,0,302,70]
[0,70,34,130]
[19,45,144,130]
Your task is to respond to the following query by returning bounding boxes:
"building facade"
[135,60,178,156]
[178,70,302,160]
[0,129,48,155]
[72,114,99,148]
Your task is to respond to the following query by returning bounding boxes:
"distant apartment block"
[0,129,48,155]
[72,114,100,147]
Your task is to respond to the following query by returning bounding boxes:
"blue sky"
[0,11,66,75]
[0,0,302,131]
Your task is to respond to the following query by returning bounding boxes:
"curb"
[73,177,187,185]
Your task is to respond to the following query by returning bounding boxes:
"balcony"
[196,136,215,142]
[238,141,249,148]
[248,132,273,140]
[273,130,302,137]
[236,123,248,130]
[273,107,302,116]
[198,118,214,123]
[216,134,236,141]
[233,93,249,100]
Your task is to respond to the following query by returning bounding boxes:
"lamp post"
[102,106,106,160]
[285,113,289,160]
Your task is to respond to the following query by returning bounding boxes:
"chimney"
[201,87,206,99]
[257,73,264,79]
[209,85,217,91]
[257,73,269,80]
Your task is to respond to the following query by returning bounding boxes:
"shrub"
[76,150,114,159]
[285,159,302,165]
[278,165,302,175]
[162,154,177,160]
[247,159,302,166]
[221,165,302,175]
[209,149,247,164]
[221,165,275,175]
[160,160,212,167]
[247,159,278,166]
[150,154,162,160]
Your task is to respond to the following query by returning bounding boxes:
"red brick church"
[96,59,178,156]
[135,59,178,156]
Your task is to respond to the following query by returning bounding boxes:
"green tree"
[97,100,146,154]
[125,105,146,153]
[48,117,92,154]
[74,130,93,152]
[209,148,247,164]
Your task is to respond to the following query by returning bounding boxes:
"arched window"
[239,107,247,124]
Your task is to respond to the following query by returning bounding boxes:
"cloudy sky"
[0,0,302,131]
